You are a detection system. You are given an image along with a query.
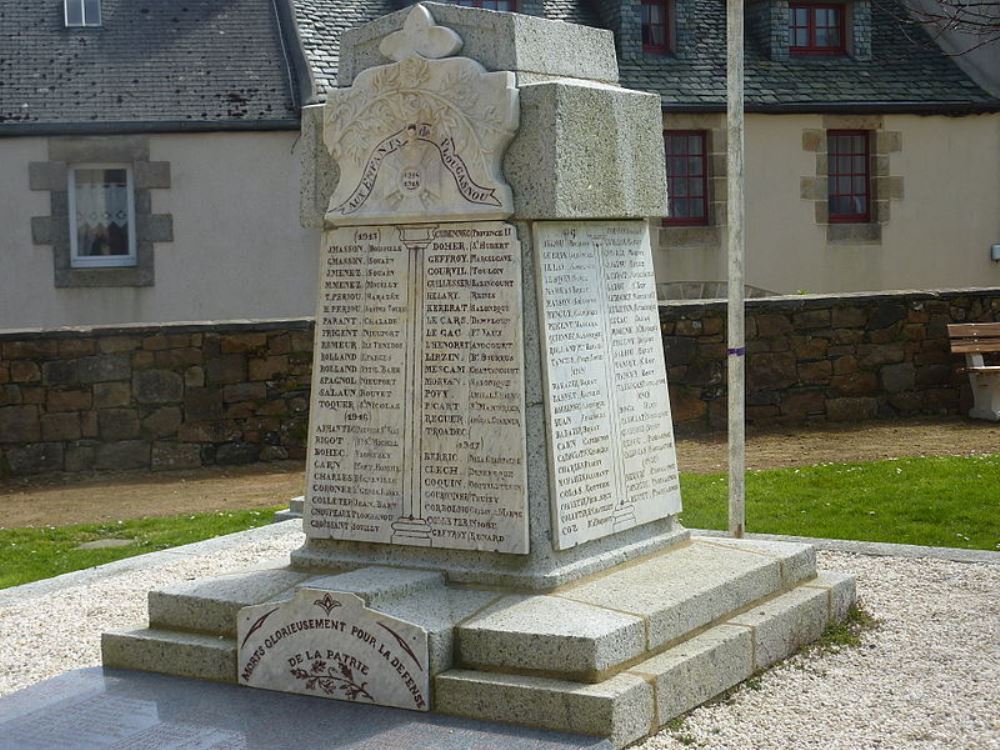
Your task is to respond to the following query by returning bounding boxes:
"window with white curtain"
[68,165,137,267]
[65,0,102,27]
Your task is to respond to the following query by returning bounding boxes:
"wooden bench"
[948,322,1000,421]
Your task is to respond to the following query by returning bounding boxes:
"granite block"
[558,540,794,649]
[338,3,618,87]
[505,81,667,220]
[456,594,646,677]
[299,566,445,606]
[692,536,817,588]
[729,585,830,669]
[628,623,753,722]
[101,629,236,683]
[435,670,653,749]
[148,567,310,636]
[804,570,857,623]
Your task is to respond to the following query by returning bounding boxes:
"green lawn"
[679,454,1000,551]
[2,454,997,592]
[0,507,282,590]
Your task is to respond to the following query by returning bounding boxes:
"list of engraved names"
[306,222,528,554]
[536,221,681,550]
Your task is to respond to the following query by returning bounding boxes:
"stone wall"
[2,287,996,476]
[0,321,313,476]
[661,288,1000,431]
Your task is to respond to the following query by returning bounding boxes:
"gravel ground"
[641,552,1000,750]
[1,529,997,749]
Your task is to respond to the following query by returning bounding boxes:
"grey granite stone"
[290,523,689,592]
[148,567,310,636]
[299,566,446,606]
[376,585,501,675]
[557,539,810,650]
[338,3,618,87]
[693,536,818,588]
[283,566,500,676]
[729,585,831,670]
[803,570,857,623]
[457,595,646,677]
[628,624,753,722]
[504,81,667,220]
[436,670,653,749]
[101,629,236,683]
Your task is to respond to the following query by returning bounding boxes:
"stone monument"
[103,6,856,747]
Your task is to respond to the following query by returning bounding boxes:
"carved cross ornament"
[323,5,519,226]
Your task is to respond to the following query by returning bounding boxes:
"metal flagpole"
[726,0,746,538]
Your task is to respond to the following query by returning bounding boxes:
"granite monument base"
[103,535,854,749]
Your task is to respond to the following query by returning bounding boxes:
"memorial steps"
[101,536,853,748]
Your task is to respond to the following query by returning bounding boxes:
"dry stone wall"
[0,321,313,476]
[1,288,996,476]
[661,288,1000,431]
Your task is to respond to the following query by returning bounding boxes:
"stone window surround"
[657,113,726,249]
[800,115,903,245]
[756,0,872,62]
[29,135,173,288]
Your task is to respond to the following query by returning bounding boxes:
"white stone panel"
[238,589,430,711]
[323,8,518,227]
[305,222,528,554]
[535,220,681,549]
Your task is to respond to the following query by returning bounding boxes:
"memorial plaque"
[238,589,430,712]
[535,221,681,549]
[323,6,518,226]
[305,222,528,553]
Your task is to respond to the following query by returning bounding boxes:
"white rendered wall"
[0,131,320,330]
[656,112,1000,295]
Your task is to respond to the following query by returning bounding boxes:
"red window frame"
[664,131,709,226]
[827,130,870,223]
[641,0,671,54]
[451,0,517,10]
[789,3,846,55]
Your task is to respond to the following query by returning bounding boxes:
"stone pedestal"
[103,6,856,747]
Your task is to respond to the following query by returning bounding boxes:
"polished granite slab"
[0,668,611,750]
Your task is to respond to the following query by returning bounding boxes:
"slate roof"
[294,0,605,100]
[1,0,995,134]
[291,0,999,111]
[617,0,1000,110]
[0,0,299,133]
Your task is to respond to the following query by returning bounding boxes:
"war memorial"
[102,5,855,746]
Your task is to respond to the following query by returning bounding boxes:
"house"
[2,0,998,332]
[0,0,318,329]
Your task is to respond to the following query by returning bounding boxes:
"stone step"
[101,628,237,683]
[141,565,502,677]
[436,571,855,749]
[455,537,817,680]
[148,567,310,637]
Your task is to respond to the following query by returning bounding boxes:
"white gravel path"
[641,552,1000,750]
[1,527,997,749]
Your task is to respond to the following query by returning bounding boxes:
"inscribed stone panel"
[305,222,528,554]
[238,589,430,712]
[535,220,681,549]
[323,27,518,226]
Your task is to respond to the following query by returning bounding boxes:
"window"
[65,0,101,27]
[642,0,671,53]
[827,131,870,222]
[664,131,708,225]
[450,0,517,10]
[68,165,137,267]
[789,4,845,55]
